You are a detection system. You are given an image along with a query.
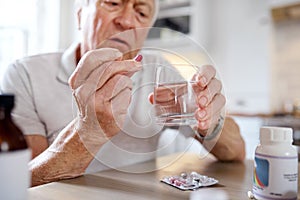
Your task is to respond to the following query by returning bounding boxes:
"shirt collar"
[56,42,79,85]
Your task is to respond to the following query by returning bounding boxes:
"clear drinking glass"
[153,63,200,126]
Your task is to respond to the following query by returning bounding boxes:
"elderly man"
[0,0,245,187]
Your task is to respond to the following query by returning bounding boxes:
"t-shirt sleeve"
[0,62,46,137]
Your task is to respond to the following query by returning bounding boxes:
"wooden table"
[27,153,299,200]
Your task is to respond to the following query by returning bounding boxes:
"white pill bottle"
[253,126,298,200]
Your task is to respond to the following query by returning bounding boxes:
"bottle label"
[253,152,298,200]
[0,149,31,200]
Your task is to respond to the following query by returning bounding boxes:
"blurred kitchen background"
[1,0,300,158]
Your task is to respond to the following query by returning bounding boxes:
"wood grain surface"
[28,153,300,200]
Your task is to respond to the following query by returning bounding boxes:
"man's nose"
[114,5,136,30]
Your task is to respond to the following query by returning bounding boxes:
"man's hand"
[192,65,225,138]
[69,48,142,143]
[30,48,142,187]
[148,64,225,138]
[191,66,245,161]
[200,117,246,161]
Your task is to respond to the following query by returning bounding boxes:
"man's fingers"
[154,82,189,103]
[69,48,122,89]
[71,58,141,95]
[195,93,225,122]
[148,93,154,104]
[105,74,133,101]
[94,74,133,114]
[197,78,222,108]
[196,111,221,132]
[94,75,133,138]
[194,65,216,88]
[96,60,141,91]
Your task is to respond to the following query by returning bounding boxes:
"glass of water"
[153,63,200,126]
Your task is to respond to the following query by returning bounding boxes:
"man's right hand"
[68,48,142,142]
[29,48,142,187]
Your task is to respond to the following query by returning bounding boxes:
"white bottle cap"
[260,126,293,143]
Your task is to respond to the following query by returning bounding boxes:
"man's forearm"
[200,117,246,161]
[29,119,106,187]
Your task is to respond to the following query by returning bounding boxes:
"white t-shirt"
[0,43,201,173]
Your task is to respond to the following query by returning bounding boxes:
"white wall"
[204,0,272,114]
[58,0,78,50]
[0,0,62,79]
[36,0,61,53]
[200,0,300,115]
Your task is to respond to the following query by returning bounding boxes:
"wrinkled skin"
[69,48,142,140]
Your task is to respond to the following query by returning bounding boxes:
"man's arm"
[199,116,246,161]
[25,135,48,159]
[28,119,107,187]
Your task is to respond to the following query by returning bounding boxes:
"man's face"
[78,0,155,58]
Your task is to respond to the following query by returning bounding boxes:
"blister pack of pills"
[161,171,218,191]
